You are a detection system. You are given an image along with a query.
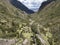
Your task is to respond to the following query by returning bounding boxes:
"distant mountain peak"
[17,0,47,12]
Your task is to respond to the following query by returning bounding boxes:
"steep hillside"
[0,0,29,38]
[0,0,60,45]
[30,0,60,45]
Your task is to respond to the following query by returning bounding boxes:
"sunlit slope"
[31,0,60,25]
[30,0,60,45]
[0,0,29,38]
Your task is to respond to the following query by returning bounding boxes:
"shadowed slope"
[10,0,34,14]
[39,0,54,11]
[10,0,54,14]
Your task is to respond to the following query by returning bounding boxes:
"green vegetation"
[0,0,60,45]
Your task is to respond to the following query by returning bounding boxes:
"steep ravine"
[0,0,60,45]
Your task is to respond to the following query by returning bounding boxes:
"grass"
[0,0,60,45]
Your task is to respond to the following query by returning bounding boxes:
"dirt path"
[0,39,16,45]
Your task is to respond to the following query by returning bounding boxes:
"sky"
[17,0,47,12]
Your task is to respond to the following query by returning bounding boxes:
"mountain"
[10,0,35,14]
[0,0,60,45]
[17,0,47,12]
[10,0,53,14]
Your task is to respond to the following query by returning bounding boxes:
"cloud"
[17,0,47,12]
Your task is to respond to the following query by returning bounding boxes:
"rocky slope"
[0,0,60,45]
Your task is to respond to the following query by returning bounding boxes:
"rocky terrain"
[0,0,60,45]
